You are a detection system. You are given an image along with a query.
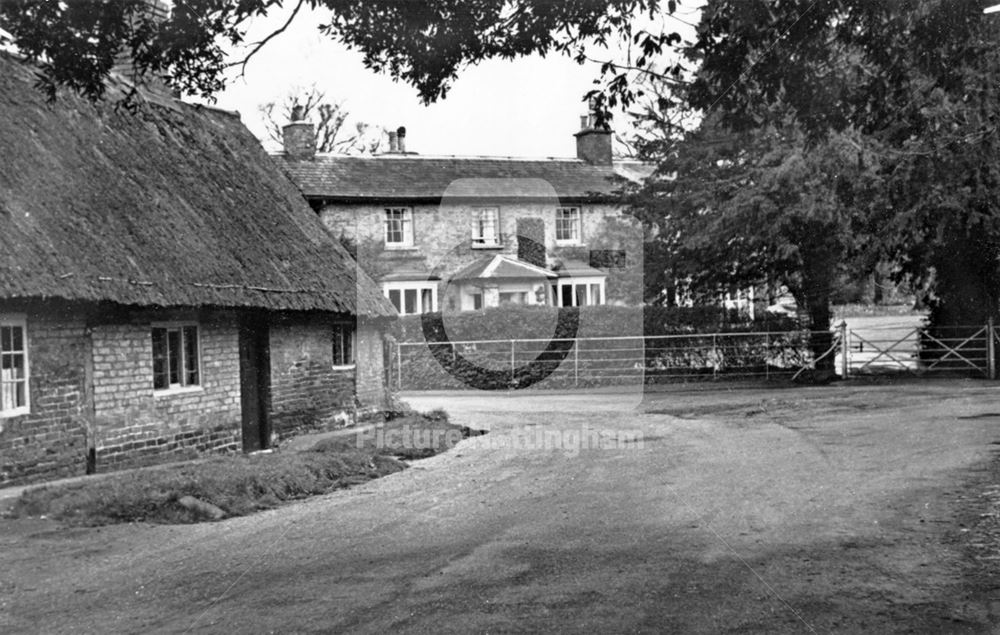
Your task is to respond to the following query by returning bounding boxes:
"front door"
[239,315,270,452]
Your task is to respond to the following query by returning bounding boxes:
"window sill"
[471,242,503,249]
[154,385,204,398]
[384,244,417,251]
[555,240,584,247]
[0,407,29,419]
[331,364,356,371]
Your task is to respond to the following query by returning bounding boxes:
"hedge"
[391,305,808,390]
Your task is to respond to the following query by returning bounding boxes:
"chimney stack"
[396,126,407,153]
[111,0,172,91]
[282,105,316,161]
[574,111,613,166]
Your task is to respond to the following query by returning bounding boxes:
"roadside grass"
[13,409,484,526]
[311,408,486,461]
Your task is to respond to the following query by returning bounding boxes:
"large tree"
[0,0,679,119]
[683,0,1000,326]
[630,110,876,365]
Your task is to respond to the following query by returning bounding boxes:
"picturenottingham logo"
[358,424,643,458]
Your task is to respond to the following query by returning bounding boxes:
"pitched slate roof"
[451,255,556,281]
[278,154,653,202]
[0,53,393,317]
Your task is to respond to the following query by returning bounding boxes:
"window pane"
[344,327,353,364]
[575,284,587,307]
[167,329,181,385]
[421,288,433,313]
[561,285,573,307]
[0,326,9,352]
[152,328,168,389]
[404,289,418,314]
[590,283,602,305]
[388,289,402,312]
[183,326,199,385]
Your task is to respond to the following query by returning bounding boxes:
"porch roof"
[451,255,556,281]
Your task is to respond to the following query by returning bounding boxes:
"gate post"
[838,320,849,378]
[989,318,996,379]
[510,339,516,389]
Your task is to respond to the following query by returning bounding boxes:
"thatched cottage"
[0,53,395,486]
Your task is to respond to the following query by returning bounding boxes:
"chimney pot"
[396,126,407,153]
[388,130,398,153]
[290,105,305,122]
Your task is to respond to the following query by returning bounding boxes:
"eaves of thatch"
[0,53,394,318]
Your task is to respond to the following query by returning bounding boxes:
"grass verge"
[13,410,485,526]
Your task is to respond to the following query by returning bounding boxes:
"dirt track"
[3,380,1000,633]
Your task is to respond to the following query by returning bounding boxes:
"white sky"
[202,4,699,158]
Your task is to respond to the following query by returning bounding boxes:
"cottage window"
[0,316,28,416]
[152,324,200,391]
[472,207,501,247]
[333,324,355,367]
[384,207,414,247]
[384,282,437,316]
[555,207,582,244]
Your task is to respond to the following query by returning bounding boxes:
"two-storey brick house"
[277,115,652,316]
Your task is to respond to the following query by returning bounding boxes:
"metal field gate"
[843,321,997,378]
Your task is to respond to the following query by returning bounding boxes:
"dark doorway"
[239,315,271,452]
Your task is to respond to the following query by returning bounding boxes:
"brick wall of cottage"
[90,309,242,470]
[356,322,388,408]
[0,307,90,486]
[1,304,390,487]
[268,315,356,438]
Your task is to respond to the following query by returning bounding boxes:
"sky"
[203,3,700,158]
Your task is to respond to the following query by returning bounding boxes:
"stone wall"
[320,202,640,307]
[0,307,89,486]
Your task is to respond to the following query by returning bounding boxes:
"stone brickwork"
[91,310,242,470]
[269,316,356,438]
[320,202,640,308]
[0,309,89,486]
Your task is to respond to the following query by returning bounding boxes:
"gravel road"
[3,380,1000,633]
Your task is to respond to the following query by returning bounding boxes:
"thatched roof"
[278,154,654,203]
[0,53,393,317]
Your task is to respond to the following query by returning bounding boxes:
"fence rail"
[390,319,1000,391]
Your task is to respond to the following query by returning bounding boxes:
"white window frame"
[472,207,501,248]
[151,321,202,395]
[0,314,29,418]
[553,280,605,307]
[555,207,582,244]
[384,207,414,248]
[332,323,356,369]
[383,282,438,315]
